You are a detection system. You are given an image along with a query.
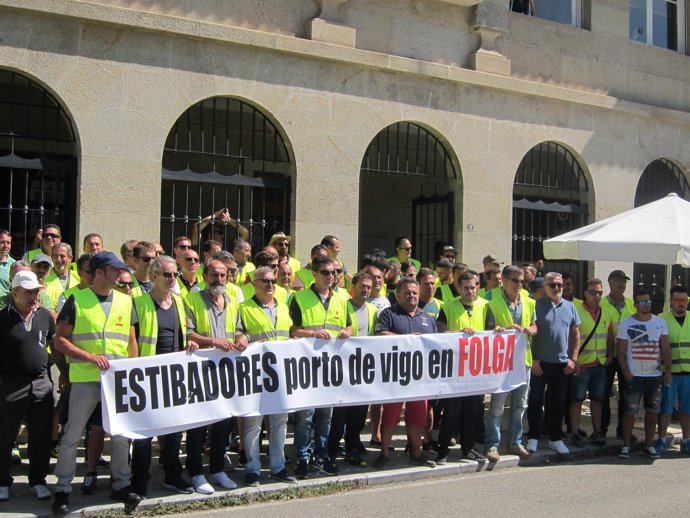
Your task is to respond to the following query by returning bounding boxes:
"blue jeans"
[293,407,332,462]
[243,413,288,475]
[485,366,530,449]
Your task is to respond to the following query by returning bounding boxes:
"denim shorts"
[661,374,690,414]
[623,376,662,414]
[571,364,607,401]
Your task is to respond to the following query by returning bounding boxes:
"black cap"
[608,270,630,281]
[90,251,128,272]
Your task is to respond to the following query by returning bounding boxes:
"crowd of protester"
[0,212,686,512]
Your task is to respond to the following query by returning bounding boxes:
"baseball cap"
[529,277,545,291]
[31,253,53,266]
[268,232,291,246]
[90,251,128,271]
[441,245,457,255]
[482,254,502,265]
[608,270,630,281]
[12,270,42,290]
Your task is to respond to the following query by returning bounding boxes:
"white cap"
[12,270,42,290]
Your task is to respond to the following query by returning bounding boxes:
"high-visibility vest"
[574,300,612,366]
[659,311,690,374]
[26,248,46,262]
[239,298,292,342]
[44,269,81,309]
[241,282,289,306]
[420,298,444,320]
[287,256,301,279]
[601,296,635,357]
[293,288,348,337]
[347,300,377,336]
[185,291,237,336]
[177,276,202,299]
[62,285,84,303]
[69,288,132,382]
[333,286,351,302]
[134,293,187,357]
[488,288,536,366]
[295,268,315,290]
[387,256,421,271]
[130,276,147,299]
[236,262,256,286]
[443,297,489,332]
[439,284,458,304]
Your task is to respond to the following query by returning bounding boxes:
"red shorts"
[381,400,427,427]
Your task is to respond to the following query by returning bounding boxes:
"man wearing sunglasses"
[241,251,289,305]
[238,266,295,487]
[289,255,352,479]
[387,237,421,272]
[44,244,80,310]
[617,288,671,459]
[268,232,300,280]
[570,278,614,448]
[130,242,156,298]
[130,256,195,497]
[23,224,62,263]
[526,272,580,455]
[484,265,537,461]
[176,249,202,298]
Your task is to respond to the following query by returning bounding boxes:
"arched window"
[161,97,293,250]
[0,70,77,255]
[634,158,690,312]
[512,141,590,283]
[359,122,459,266]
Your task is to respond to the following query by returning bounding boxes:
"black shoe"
[52,491,70,513]
[344,450,367,467]
[435,453,448,465]
[163,476,194,494]
[403,442,412,454]
[373,454,389,469]
[270,469,296,483]
[111,486,142,514]
[589,432,606,446]
[355,442,368,455]
[245,472,261,487]
[314,457,339,476]
[238,450,247,467]
[294,460,309,480]
[464,448,486,461]
[97,456,111,469]
[422,440,439,452]
[571,434,584,447]
[81,472,98,495]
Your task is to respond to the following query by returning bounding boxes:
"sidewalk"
[1,404,684,517]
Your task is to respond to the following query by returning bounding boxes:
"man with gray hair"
[45,243,79,309]
[526,272,581,455]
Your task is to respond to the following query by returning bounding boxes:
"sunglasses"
[44,233,60,239]
[588,290,604,296]
[137,256,153,262]
[318,269,335,277]
[509,278,524,284]
[269,263,280,269]
[176,244,191,250]
[275,242,289,247]
[255,278,277,285]
[399,247,412,251]
[185,257,200,263]
[335,269,343,274]
[118,281,134,288]
[548,283,563,289]
[227,268,238,274]
[159,271,176,279]
[637,299,652,306]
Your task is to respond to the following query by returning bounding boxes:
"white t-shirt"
[617,314,668,377]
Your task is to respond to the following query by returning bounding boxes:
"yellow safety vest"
[387,256,422,271]
[601,296,635,357]
[443,297,489,332]
[347,300,377,336]
[574,300,612,366]
[439,284,458,304]
[185,291,237,336]
[293,288,348,337]
[44,269,81,309]
[488,288,536,366]
[287,256,301,279]
[659,311,690,374]
[420,298,444,320]
[239,298,292,342]
[177,276,202,299]
[295,268,315,290]
[241,282,289,306]
[236,262,256,286]
[69,288,132,382]
[134,293,188,357]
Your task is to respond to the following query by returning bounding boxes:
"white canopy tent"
[543,193,690,306]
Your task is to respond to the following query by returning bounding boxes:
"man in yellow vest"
[22,223,62,263]
[238,266,296,487]
[276,262,293,298]
[241,251,289,305]
[387,237,421,271]
[130,242,156,298]
[328,272,376,468]
[436,271,497,464]
[417,268,443,320]
[45,243,80,309]
[478,267,501,300]
[51,252,141,514]
[569,278,614,448]
[293,244,328,291]
[600,270,636,440]
[130,256,195,496]
[231,239,254,286]
[268,232,301,279]
[289,255,352,479]
[434,262,469,303]
[656,285,690,454]
[484,265,537,461]
[185,259,247,494]
[433,258,453,289]
[176,248,202,298]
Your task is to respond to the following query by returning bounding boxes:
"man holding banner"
[130,256,195,496]
[239,266,295,486]
[289,255,352,479]
[51,252,141,514]
[375,278,437,468]
[185,259,247,494]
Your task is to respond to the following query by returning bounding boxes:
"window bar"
[395,121,400,173]
[251,101,256,159]
[23,169,29,254]
[239,101,245,159]
[170,181,176,250]
[404,122,410,174]
[262,115,267,163]
[414,124,420,175]
[273,120,278,164]
[7,168,13,233]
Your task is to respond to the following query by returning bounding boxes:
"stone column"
[306,0,357,48]
[467,0,511,76]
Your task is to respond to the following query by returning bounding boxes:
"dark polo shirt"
[0,304,55,378]
[376,304,438,335]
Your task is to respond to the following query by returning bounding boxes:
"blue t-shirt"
[531,297,581,363]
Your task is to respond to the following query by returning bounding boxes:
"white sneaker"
[547,440,570,454]
[526,438,539,453]
[209,471,237,490]
[191,474,214,495]
[0,486,9,501]
[30,484,51,500]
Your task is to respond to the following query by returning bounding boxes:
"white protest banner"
[101,331,526,439]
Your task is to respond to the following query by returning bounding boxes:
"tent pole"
[664,264,672,312]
